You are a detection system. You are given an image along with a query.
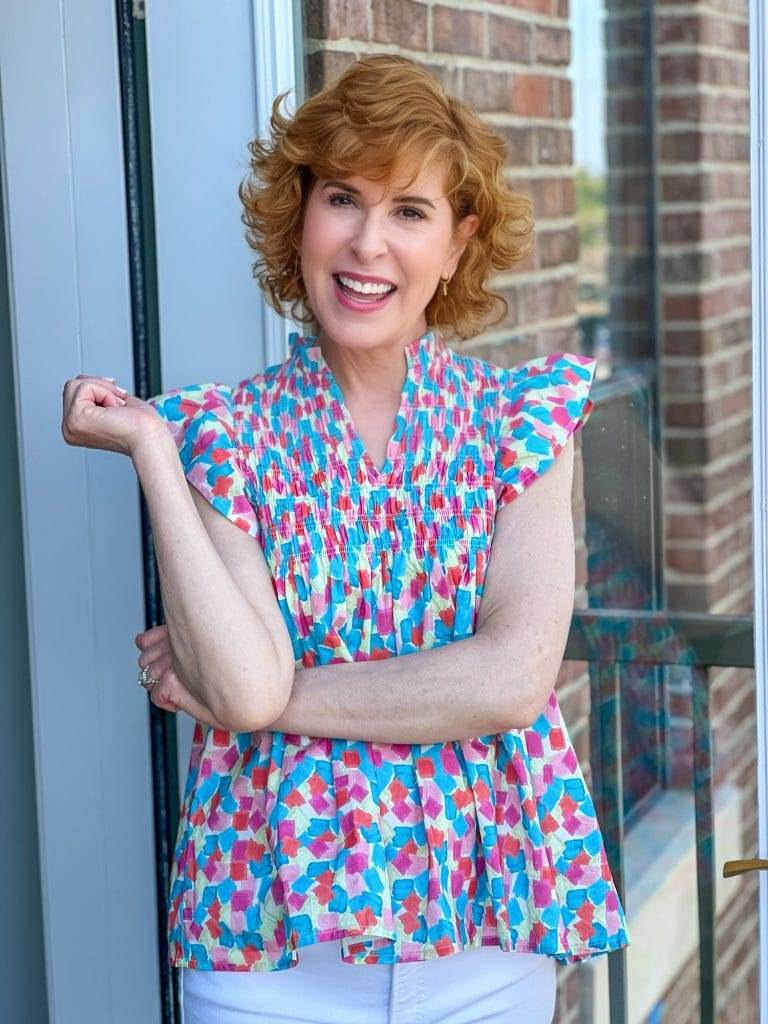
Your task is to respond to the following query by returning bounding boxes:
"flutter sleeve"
[494,351,597,509]
[146,381,261,539]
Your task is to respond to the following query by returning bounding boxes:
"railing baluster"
[591,662,629,1024]
[692,665,716,1024]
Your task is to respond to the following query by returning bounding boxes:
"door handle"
[723,859,768,877]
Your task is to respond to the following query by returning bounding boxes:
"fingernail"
[105,376,117,382]
[116,386,128,395]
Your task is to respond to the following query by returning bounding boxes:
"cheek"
[302,213,349,272]
[398,242,444,293]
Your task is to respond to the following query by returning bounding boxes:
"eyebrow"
[322,179,437,210]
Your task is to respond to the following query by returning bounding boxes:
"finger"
[65,381,129,419]
[135,624,169,649]
[137,638,172,668]
[64,379,124,418]
[75,374,129,395]
[150,673,223,728]
[149,688,179,713]
[140,654,173,681]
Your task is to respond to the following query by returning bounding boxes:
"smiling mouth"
[333,274,397,303]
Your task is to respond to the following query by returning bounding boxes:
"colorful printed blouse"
[148,326,631,972]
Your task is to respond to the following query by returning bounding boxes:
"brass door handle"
[723,859,768,877]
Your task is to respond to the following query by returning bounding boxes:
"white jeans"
[181,938,557,1024]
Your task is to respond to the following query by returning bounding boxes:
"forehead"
[318,159,448,198]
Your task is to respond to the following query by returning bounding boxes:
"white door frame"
[749,1,768,1020]
[0,2,159,1020]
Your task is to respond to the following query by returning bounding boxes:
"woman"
[62,54,629,1024]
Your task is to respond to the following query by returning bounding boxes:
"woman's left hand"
[61,374,167,457]
[135,624,228,729]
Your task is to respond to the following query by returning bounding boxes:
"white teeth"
[337,274,394,295]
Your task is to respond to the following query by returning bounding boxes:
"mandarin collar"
[290,327,448,383]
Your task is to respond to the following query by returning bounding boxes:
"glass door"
[564,2,762,1021]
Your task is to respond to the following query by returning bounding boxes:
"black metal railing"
[566,609,755,1024]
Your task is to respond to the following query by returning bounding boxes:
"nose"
[349,208,389,264]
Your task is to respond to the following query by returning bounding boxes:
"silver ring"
[138,666,158,690]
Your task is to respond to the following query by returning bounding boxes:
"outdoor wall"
[0,150,48,1024]
[606,0,757,1021]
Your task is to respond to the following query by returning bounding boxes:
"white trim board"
[0,2,159,1020]
[749,0,768,1020]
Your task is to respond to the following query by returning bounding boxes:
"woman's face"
[299,160,479,352]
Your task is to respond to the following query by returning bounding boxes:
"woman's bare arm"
[132,429,294,732]
[139,438,577,743]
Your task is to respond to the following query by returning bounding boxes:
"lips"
[332,274,397,313]
[333,274,396,298]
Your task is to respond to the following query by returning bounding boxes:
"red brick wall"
[658,4,757,1019]
[303,0,579,368]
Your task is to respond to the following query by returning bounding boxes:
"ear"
[446,213,480,272]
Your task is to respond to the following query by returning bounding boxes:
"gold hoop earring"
[441,272,453,297]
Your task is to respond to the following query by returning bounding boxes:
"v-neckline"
[293,327,447,487]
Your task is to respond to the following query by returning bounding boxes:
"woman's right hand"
[61,374,167,458]
[135,623,229,729]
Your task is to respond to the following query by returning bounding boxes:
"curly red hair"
[238,53,534,341]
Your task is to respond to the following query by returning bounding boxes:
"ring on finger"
[138,665,158,690]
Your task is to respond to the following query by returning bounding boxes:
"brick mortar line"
[604,202,647,213]
[714,697,754,729]
[475,312,577,342]
[529,214,578,231]
[652,2,749,24]
[663,487,753,520]
[492,266,577,287]
[304,40,572,78]
[658,200,750,213]
[606,2,747,23]
[669,515,753,552]
[665,546,749,585]
[607,42,747,61]
[606,83,749,99]
[609,125,747,139]
[659,162,750,173]
[661,273,752,296]
[602,165,655,177]
[610,159,749,174]
[657,169,750,180]
[716,718,758,771]
[712,581,753,613]
[427,0,572,30]
[664,451,753,482]
[660,235,751,255]
[658,122,750,134]
[656,83,750,99]
[506,166,574,180]
[663,340,753,365]
[664,425,752,449]
[661,311,752,331]
[484,114,573,129]
[665,471,753,502]
[501,167,573,182]
[664,477,752,515]
[662,384,753,411]
[654,42,749,61]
